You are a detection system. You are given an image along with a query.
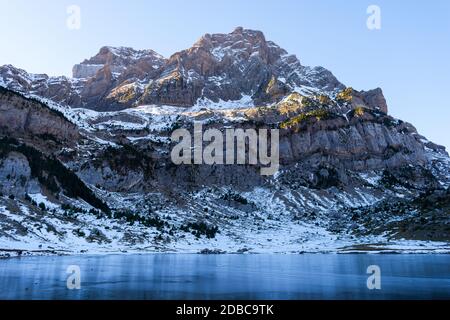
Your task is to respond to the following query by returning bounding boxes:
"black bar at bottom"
[0,300,447,318]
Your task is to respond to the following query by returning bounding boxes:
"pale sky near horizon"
[0,0,449,150]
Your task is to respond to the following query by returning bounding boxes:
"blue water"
[0,254,448,300]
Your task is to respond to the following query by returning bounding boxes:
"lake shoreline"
[1,243,450,260]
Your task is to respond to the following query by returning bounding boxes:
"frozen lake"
[0,254,448,300]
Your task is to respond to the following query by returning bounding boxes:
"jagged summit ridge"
[1,27,381,112]
[140,27,345,107]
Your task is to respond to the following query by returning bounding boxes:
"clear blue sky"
[1,0,449,150]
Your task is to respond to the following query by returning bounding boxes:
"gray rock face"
[353,88,388,114]
[72,64,104,79]
[58,92,445,196]
[279,117,426,169]
[0,87,79,143]
[0,152,40,197]
[73,46,166,79]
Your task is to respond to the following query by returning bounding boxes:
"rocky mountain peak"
[72,46,166,79]
[191,27,287,66]
[137,27,343,107]
[1,28,384,112]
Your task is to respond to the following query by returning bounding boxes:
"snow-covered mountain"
[0,28,449,257]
